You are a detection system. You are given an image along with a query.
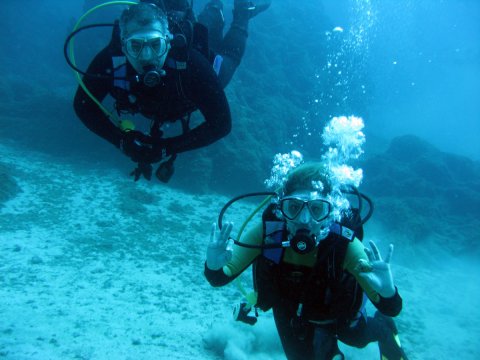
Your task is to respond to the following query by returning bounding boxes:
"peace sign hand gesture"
[356,240,396,298]
[206,222,233,271]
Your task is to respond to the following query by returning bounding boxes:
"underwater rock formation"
[0,162,21,207]
[361,135,480,254]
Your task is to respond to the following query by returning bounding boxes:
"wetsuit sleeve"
[376,287,402,317]
[205,222,263,287]
[343,239,403,317]
[162,49,232,155]
[73,48,124,148]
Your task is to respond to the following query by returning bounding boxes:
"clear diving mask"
[124,31,170,59]
[280,193,333,254]
[279,197,331,222]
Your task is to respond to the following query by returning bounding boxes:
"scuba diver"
[71,0,271,181]
[204,162,409,360]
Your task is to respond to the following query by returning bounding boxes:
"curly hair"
[282,162,332,197]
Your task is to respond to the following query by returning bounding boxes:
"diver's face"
[281,190,333,241]
[121,20,171,74]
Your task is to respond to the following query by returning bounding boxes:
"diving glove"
[120,130,166,164]
[130,162,153,182]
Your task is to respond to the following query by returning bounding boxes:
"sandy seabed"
[0,144,479,360]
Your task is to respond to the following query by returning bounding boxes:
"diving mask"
[282,191,333,254]
[124,31,170,59]
[280,197,331,222]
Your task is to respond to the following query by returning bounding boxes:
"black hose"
[63,23,125,79]
[359,192,374,225]
[217,191,277,229]
[343,186,374,226]
[217,188,374,250]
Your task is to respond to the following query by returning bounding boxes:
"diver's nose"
[298,207,311,224]
[139,46,153,60]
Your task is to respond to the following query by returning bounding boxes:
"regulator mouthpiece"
[141,65,165,87]
[290,229,317,254]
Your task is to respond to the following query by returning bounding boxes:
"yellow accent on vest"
[69,1,138,126]
[119,119,135,131]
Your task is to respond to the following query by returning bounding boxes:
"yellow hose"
[68,1,138,121]
[234,193,277,307]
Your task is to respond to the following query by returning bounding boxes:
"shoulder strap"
[330,223,356,242]
[297,225,354,288]
[112,57,130,91]
[261,203,285,264]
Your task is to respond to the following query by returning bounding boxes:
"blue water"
[1,0,479,359]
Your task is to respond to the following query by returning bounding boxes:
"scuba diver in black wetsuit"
[204,162,409,360]
[71,0,270,181]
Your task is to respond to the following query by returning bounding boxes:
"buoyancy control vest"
[253,203,365,323]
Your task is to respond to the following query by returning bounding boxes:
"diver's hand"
[120,130,165,164]
[206,222,233,270]
[130,162,153,182]
[356,240,396,298]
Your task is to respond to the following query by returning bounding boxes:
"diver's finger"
[225,222,234,240]
[219,223,227,242]
[224,249,233,263]
[364,247,375,263]
[369,240,382,261]
[384,244,394,263]
[220,222,233,242]
[210,223,217,243]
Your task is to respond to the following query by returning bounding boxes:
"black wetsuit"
[74,1,254,163]
[74,45,231,156]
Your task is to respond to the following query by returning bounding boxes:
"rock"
[361,135,480,255]
[0,163,21,207]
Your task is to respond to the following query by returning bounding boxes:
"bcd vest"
[253,206,365,323]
